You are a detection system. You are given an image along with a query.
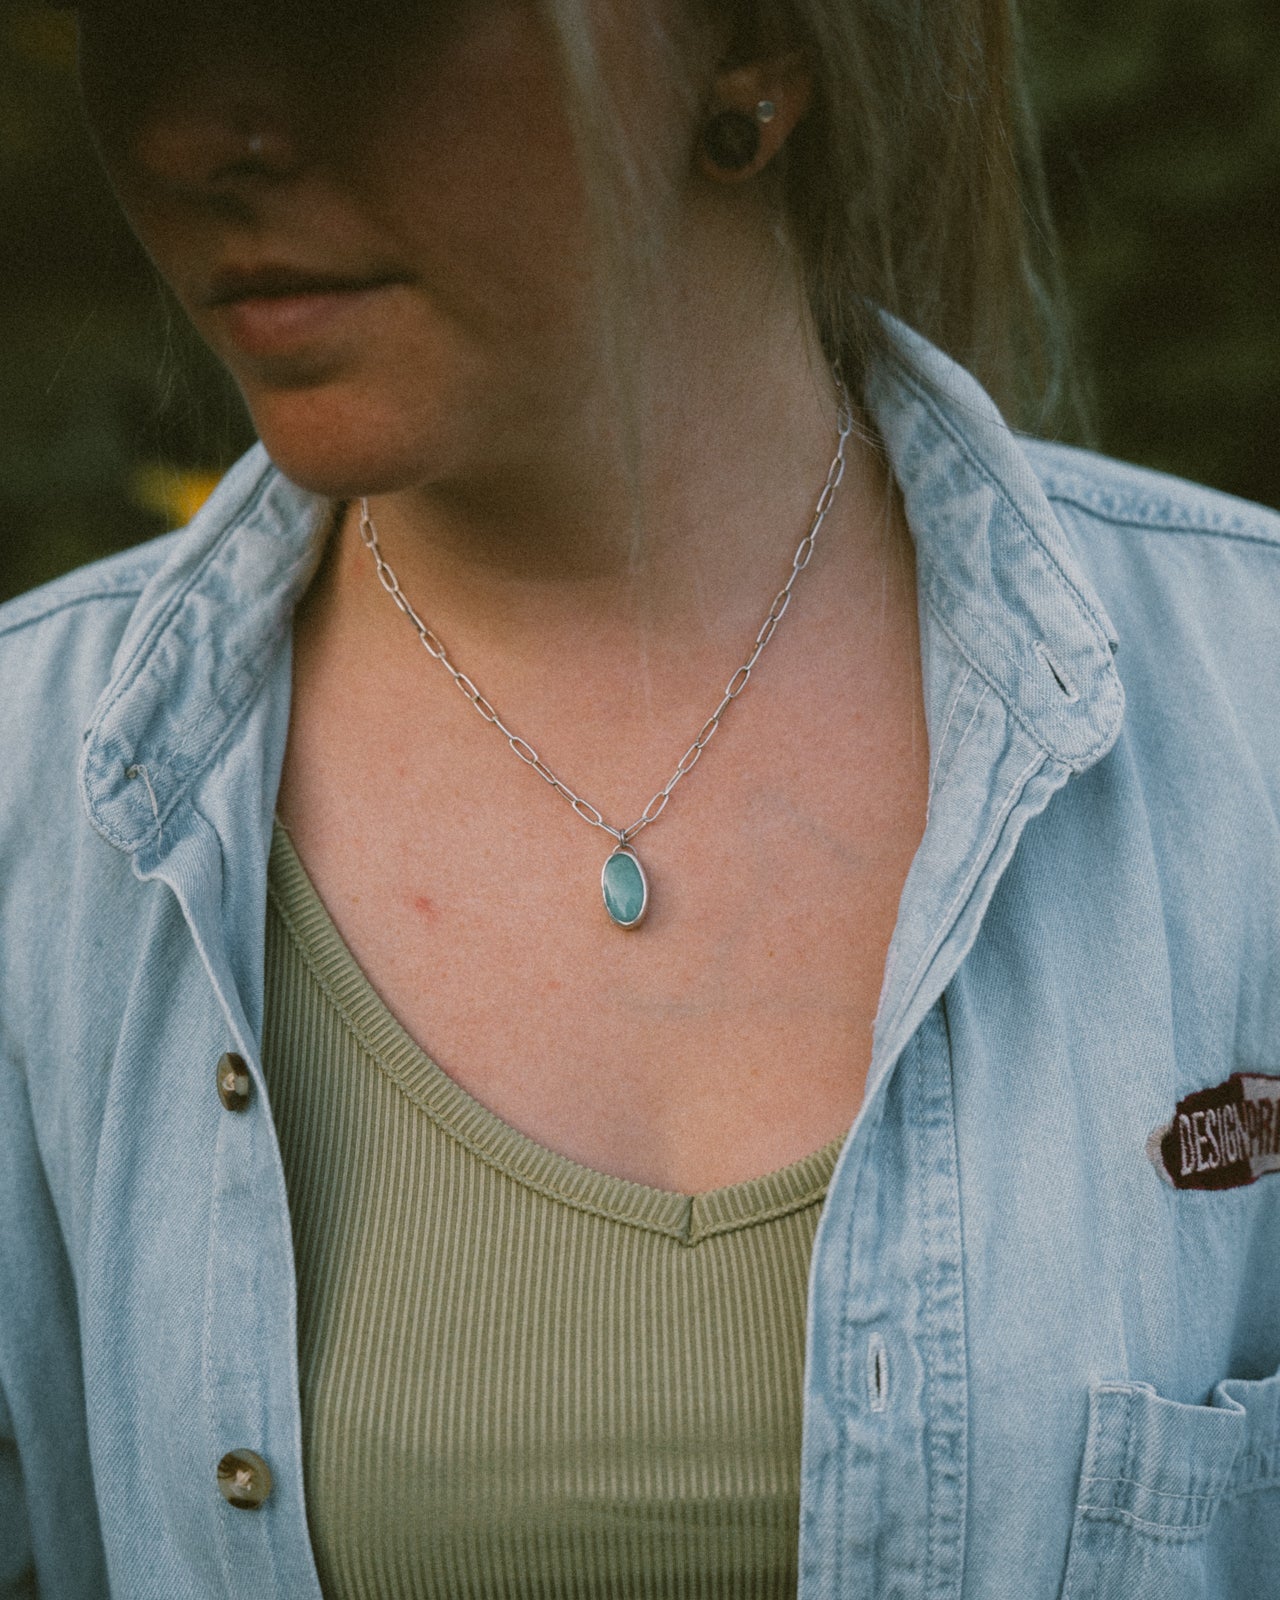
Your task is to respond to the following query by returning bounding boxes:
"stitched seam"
[1051,499,1280,550]
[0,584,149,641]
[917,1013,968,1597]
[1040,487,1280,550]
[1077,1506,1213,1539]
[929,681,989,805]
[1082,1474,1225,1502]
[927,663,974,800]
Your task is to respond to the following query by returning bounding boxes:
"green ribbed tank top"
[261,823,844,1598]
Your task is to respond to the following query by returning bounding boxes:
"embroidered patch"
[1147,1072,1280,1190]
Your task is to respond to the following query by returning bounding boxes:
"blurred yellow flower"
[132,466,223,529]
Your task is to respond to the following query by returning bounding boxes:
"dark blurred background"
[2,0,1278,605]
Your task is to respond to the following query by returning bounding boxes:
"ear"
[696,53,812,184]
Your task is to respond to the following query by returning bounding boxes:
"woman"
[2,0,1277,1595]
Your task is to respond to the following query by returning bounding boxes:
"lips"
[205,264,403,306]
[202,265,404,359]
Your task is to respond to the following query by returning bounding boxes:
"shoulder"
[1023,440,1280,714]
[0,446,286,773]
[0,447,296,863]
[0,443,283,671]
[0,539,185,1001]
[1020,442,1280,849]
[0,532,184,791]
[1023,436,1280,554]
[0,531,191,830]
[0,530,186,643]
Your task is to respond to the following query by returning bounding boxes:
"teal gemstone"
[602,847,648,928]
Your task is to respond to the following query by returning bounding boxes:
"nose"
[78,9,313,198]
[133,97,304,191]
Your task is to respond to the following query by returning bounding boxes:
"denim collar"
[866,318,1122,771]
[80,319,1124,858]
[80,453,327,855]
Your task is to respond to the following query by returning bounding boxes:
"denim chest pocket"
[1059,1370,1280,1600]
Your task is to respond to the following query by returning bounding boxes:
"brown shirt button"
[216,1052,252,1112]
[216,1449,273,1509]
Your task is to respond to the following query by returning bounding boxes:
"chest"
[277,633,929,1192]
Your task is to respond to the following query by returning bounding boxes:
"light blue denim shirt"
[2,323,1278,1598]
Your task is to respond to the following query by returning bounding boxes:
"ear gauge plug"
[700,99,777,174]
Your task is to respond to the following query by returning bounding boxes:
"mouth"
[205,264,405,306]
[202,266,405,359]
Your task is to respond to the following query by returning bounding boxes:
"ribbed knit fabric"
[261,822,844,1599]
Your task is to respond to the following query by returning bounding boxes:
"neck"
[309,198,898,672]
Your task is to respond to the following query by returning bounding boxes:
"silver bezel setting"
[602,845,649,929]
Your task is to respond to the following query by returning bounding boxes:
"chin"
[244,389,454,501]
[259,445,426,502]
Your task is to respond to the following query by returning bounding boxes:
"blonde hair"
[542,0,1075,434]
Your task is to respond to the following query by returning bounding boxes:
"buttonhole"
[125,762,163,839]
[1033,640,1079,703]
[867,1333,889,1413]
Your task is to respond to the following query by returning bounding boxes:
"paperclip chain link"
[358,379,854,847]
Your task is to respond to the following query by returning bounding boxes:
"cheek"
[365,5,706,339]
[361,14,595,330]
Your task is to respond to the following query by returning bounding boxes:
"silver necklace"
[358,381,853,928]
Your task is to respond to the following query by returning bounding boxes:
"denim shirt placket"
[797,338,1124,1596]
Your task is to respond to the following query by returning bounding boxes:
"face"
[73,0,709,498]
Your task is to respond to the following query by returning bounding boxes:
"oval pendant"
[602,846,648,928]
